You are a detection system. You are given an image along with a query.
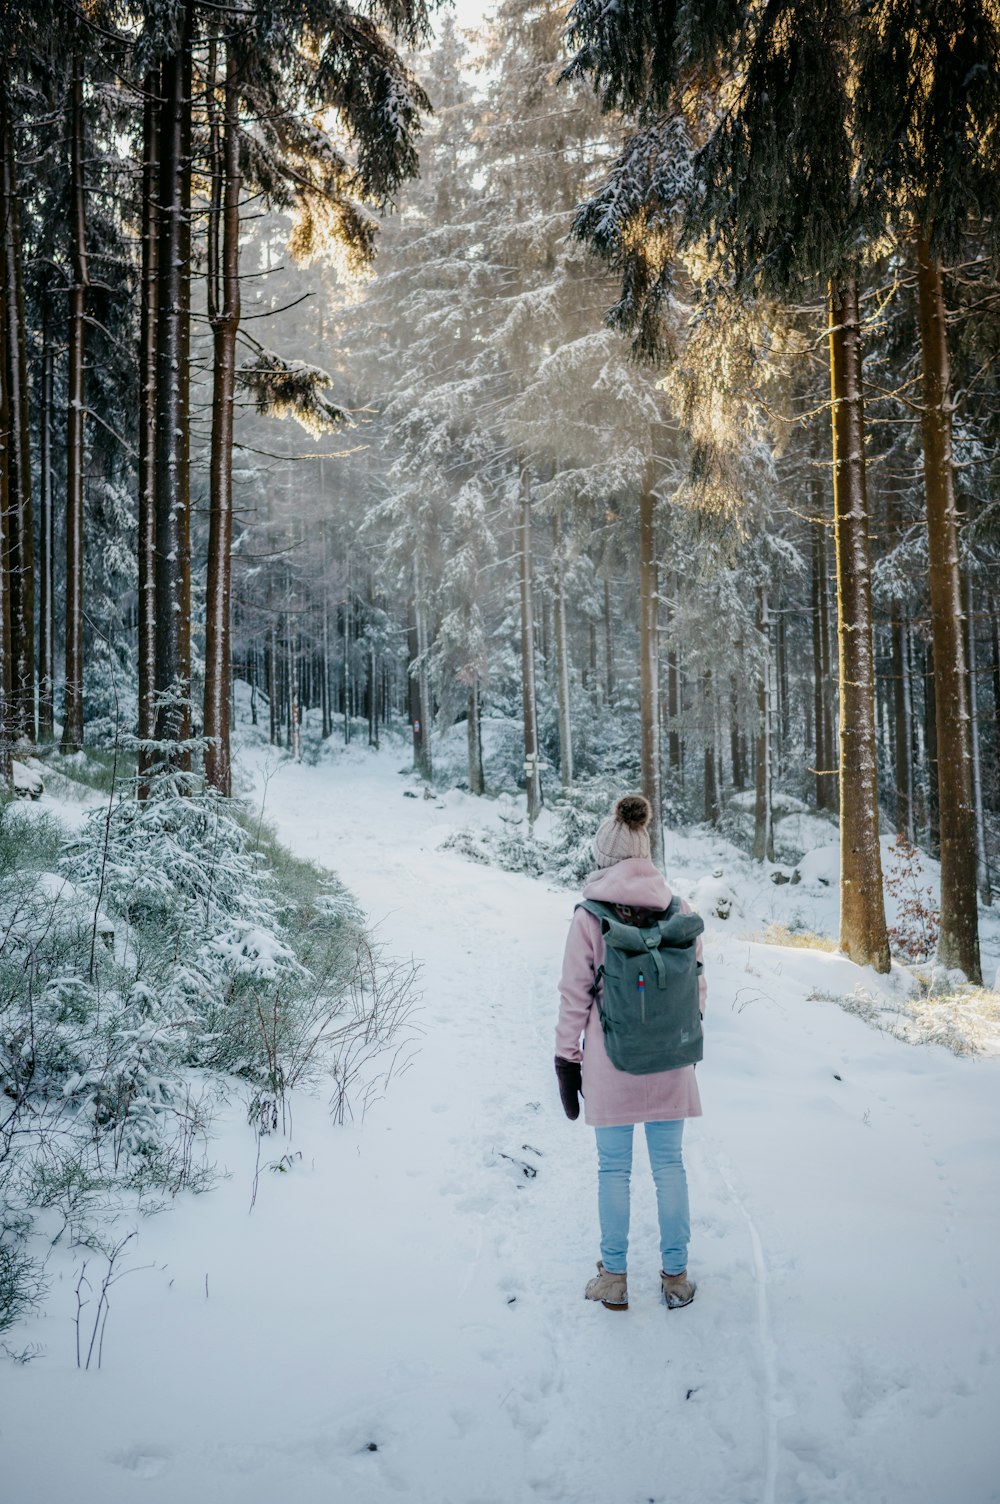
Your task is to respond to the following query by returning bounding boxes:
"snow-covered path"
[4,744,1000,1504]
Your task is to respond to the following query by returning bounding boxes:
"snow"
[11,758,44,800]
[3,743,1000,1504]
[0,869,115,949]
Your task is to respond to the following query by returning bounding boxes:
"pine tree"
[853,0,999,978]
[566,0,892,970]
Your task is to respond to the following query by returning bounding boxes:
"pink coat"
[555,858,706,1128]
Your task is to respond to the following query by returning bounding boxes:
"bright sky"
[446,0,492,29]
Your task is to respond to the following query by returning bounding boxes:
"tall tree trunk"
[965,572,989,903]
[667,645,682,773]
[891,602,914,841]
[407,616,422,768]
[519,469,542,825]
[266,624,278,746]
[775,604,788,777]
[0,228,11,786]
[923,636,940,855]
[915,240,981,980]
[0,80,34,743]
[467,677,484,795]
[153,11,193,756]
[552,513,573,787]
[137,68,160,789]
[288,632,300,761]
[811,517,828,808]
[703,671,719,824]
[991,598,1000,820]
[827,274,890,970]
[204,47,241,795]
[368,646,378,749]
[639,463,663,865]
[730,674,745,790]
[603,566,614,704]
[37,316,54,741]
[753,588,774,862]
[60,54,88,752]
[957,493,990,905]
[413,559,432,777]
[321,583,331,738]
[820,525,837,812]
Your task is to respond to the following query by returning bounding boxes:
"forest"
[3,0,999,991]
[2,3,1000,1497]
[0,0,998,1160]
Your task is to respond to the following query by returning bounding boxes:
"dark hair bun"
[615,794,651,830]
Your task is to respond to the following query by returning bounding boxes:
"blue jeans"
[595,1121,690,1276]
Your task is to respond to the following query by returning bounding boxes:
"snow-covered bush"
[442,778,619,887]
[0,774,382,1326]
[545,780,621,885]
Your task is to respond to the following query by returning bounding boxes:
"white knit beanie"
[591,794,652,869]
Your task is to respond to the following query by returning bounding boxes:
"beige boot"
[660,1270,696,1309]
[585,1261,628,1310]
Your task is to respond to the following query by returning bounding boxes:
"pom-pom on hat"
[592,793,652,869]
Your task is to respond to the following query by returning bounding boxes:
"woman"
[554,794,706,1312]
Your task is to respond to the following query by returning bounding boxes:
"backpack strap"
[576,901,612,1000]
[577,898,615,929]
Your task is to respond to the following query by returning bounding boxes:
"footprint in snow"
[110,1447,171,1479]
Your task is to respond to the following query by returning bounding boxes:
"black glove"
[554,1056,582,1121]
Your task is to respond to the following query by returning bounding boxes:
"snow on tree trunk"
[964,572,990,904]
[703,671,719,824]
[414,562,433,779]
[519,470,542,827]
[891,602,914,842]
[0,80,34,745]
[288,632,300,762]
[137,67,160,791]
[553,513,573,788]
[811,515,829,808]
[60,53,87,753]
[37,317,54,742]
[369,646,379,749]
[467,678,484,796]
[753,588,774,863]
[730,674,745,791]
[923,636,940,856]
[827,274,890,973]
[204,49,241,796]
[639,465,663,866]
[602,567,615,704]
[915,239,982,979]
[153,14,193,755]
[0,226,10,787]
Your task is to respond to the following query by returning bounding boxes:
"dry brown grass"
[759,922,837,953]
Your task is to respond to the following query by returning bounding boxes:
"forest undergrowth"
[0,752,418,1340]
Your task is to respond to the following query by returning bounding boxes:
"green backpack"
[579,896,705,1075]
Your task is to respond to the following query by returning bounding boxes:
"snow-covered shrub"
[0,777,376,1275]
[439,828,492,865]
[441,807,546,877]
[545,780,620,886]
[442,779,621,887]
[493,809,546,877]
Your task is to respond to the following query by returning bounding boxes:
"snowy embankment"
[3,742,1000,1504]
